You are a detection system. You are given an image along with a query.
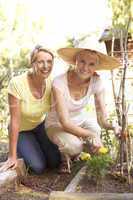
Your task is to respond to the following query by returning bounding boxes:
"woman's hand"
[0,157,18,172]
[113,123,122,138]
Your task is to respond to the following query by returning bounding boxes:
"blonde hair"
[30,45,54,64]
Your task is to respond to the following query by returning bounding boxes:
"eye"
[37,60,44,65]
[80,59,85,64]
[89,62,96,67]
[47,60,53,65]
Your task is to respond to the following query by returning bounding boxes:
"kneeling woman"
[0,46,61,174]
[45,47,121,173]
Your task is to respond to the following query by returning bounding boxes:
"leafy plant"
[86,154,113,185]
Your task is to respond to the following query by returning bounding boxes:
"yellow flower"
[80,152,91,161]
[98,147,108,154]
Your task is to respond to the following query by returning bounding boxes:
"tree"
[0,0,47,136]
[108,0,133,185]
[108,0,132,35]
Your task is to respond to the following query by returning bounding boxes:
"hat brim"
[57,48,120,70]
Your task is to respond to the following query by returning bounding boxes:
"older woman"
[0,46,61,174]
[45,47,121,173]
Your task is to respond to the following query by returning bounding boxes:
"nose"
[42,61,49,69]
[83,64,91,72]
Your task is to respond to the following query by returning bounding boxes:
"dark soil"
[77,173,133,193]
[0,140,83,200]
[21,162,82,193]
[0,143,83,200]
[1,141,133,199]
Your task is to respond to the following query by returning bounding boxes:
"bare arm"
[52,86,97,139]
[0,94,20,171]
[8,94,21,159]
[94,90,114,130]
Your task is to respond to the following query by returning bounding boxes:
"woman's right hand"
[0,157,18,172]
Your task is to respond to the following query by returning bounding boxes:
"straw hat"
[57,47,120,70]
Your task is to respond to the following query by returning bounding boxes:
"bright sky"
[17,0,112,76]
[1,0,112,49]
[21,0,112,48]
[1,0,113,76]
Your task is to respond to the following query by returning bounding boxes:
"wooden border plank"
[49,191,133,200]
[0,159,26,192]
[65,166,86,192]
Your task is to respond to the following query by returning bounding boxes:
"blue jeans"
[17,122,61,174]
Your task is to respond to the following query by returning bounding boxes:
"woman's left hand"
[113,124,122,138]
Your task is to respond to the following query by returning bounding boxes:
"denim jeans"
[17,122,61,174]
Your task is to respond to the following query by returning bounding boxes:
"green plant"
[86,154,113,185]
[128,124,133,137]
[101,129,113,150]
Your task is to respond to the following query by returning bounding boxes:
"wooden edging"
[65,166,86,192]
[0,159,26,193]
[49,191,133,200]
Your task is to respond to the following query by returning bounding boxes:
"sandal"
[58,155,72,174]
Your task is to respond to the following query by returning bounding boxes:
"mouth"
[78,69,90,74]
[40,70,50,75]
[80,71,90,76]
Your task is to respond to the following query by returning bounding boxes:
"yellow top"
[8,71,51,131]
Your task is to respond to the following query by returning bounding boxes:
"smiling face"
[75,50,99,80]
[33,51,53,79]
